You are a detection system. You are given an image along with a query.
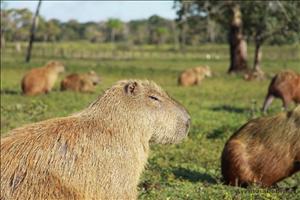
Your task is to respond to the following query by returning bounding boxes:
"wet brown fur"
[262,70,300,112]
[60,71,101,93]
[1,80,190,200]
[221,106,300,187]
[178,66,212,87]
[21,61,65,96]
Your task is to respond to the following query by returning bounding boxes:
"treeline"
[1,7,298,47]
[1,8,220,46]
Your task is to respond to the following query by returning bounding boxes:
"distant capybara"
[60,71,101,92]
[21,61,65,95]
[221,106,300,187]
[262,70,300,112]
[243,69,265,81]
[1,80,190,200]
[178,66,212,86]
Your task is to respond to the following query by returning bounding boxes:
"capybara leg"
[282,97,291,111]
[222,140,255,187]
[262,95,274,113]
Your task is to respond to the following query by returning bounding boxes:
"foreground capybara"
[262,70,300,112]
[178,66,212,86]
[60,71,101,92]
[21,61,65,95]
[1,80,190,200]
[221,106,300,187]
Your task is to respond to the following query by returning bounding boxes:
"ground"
[1,43,300,199]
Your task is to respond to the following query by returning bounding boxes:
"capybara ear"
[124,81,138,95]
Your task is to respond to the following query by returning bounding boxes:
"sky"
[5,1,177,22]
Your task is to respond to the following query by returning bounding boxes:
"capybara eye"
[149,95,159,101]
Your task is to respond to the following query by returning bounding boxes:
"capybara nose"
[185,118,191,132]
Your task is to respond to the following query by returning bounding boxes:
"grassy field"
[1,43,300,199]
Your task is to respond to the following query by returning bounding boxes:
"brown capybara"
[221,106,300,187]
[243,69,265,81]
[262,70,300,112]
[60,71,101,92]
[1,80,190,200]
[21,61,65,96]
[178,66,212,86]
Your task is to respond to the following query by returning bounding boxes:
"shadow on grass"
[0,89,20,95]
[172,167,217,184]
[206,127,226,139]
[211,105,247,114]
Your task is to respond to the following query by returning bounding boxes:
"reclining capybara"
[1,80,190,200]
[21,61,65,96]
[262,70,300,112]
[178,66,212,86]
[221,106,300,187]
[60,71,100,92]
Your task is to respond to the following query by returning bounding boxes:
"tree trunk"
[207,16,216,43]
[0,34,5,49]
[228,4,248,73]
[111,28,115,44]
[25,0,42,63]
[253,42,262,72]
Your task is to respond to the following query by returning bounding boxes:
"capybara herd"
[21,61,101,95]
[1,60,300,199]
[1,80,190,200]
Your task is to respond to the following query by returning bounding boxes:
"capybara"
[60,71,101,92]
[262,70,300,112]
[1,80,191,200]
[178,66,212,86]
[21,61,65,96]
[243,69,265,81]
[221,106,300,187]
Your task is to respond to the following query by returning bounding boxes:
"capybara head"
[46,60,65,73]
[195,66,212,77]
[90,80,191,144]
[204,66,212,77]
[88,70,101,85]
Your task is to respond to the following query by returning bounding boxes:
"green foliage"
[241,1,300,44]
[1,43,300,199]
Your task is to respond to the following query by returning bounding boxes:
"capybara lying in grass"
[1,80,191,200]
[178,66,212,86]
[60,71,100,92]
[262,70,300,112]
[221,106,300,187]
[21,61,65,96]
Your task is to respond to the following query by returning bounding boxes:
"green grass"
[1,43,300,199]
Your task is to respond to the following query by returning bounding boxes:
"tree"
[148,15,171,45]
[128,20,149,45]
[25,0,42,62]
[227,3,248,73]
[83,23,103,43]
[106,18,123,43]
[241,1,300,75]
[175,0,248,72]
